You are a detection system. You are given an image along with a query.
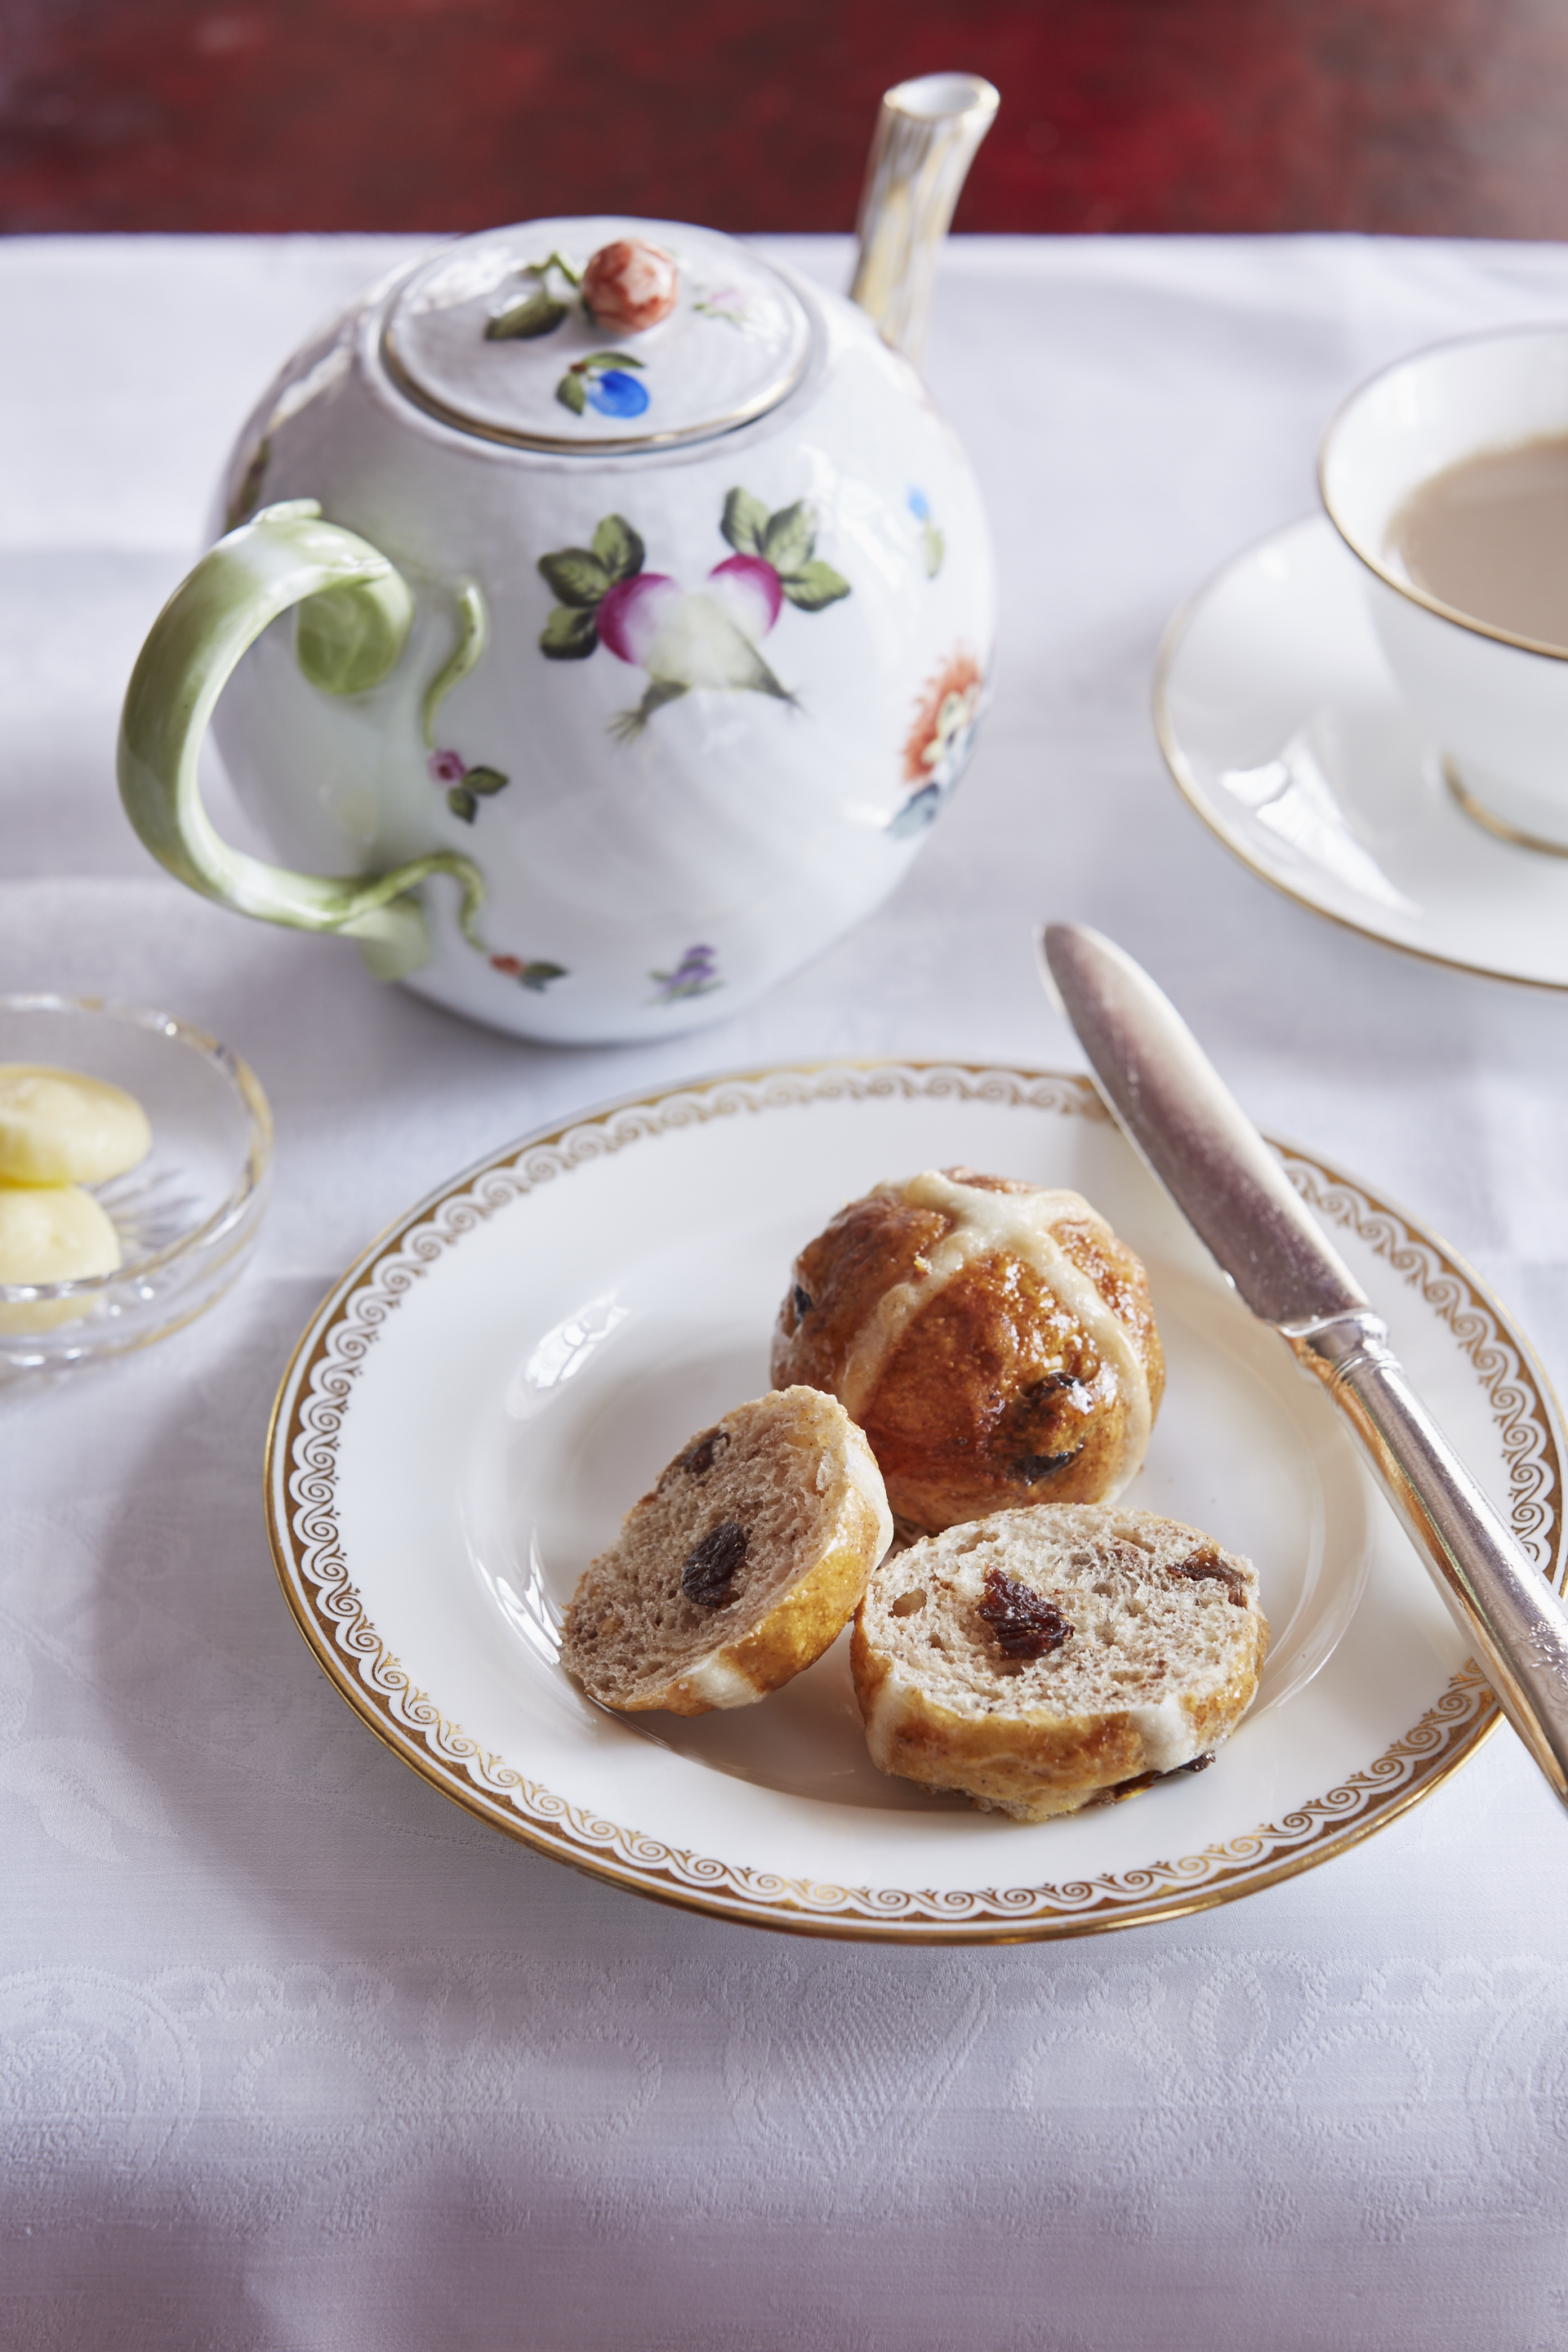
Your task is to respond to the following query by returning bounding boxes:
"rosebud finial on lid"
[582,237,680,335]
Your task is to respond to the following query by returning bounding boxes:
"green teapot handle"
[117,499,483,981]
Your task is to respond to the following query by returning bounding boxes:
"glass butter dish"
[0,996,271,1369]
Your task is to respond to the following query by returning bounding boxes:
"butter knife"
[1040,919,1568,1811]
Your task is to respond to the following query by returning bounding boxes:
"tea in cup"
[1320,324,1568,851]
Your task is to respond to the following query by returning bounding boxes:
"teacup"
[1320,323,1568,852]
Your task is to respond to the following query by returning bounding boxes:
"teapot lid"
[381,217,814,454]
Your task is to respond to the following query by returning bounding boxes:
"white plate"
[267,1062,1563,1940]
[1156,513,1568,990]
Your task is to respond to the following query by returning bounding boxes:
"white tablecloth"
[5,232,1568,2351]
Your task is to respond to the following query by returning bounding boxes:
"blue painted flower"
[907,486,943,576]
[555,351,649,420]
[587,369,650,419]
[887,783,943,839]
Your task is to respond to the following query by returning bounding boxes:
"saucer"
[1154,514,1568,990]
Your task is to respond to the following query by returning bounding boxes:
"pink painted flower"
[707,553,782,639]
[429,748,467,784]
[694,285,751,327]
[597,571,682,666]
[581,238,679,335]
[490,953,522,977]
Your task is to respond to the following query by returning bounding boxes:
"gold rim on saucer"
[1443,760,1568,859]
[1153,517,1568,995]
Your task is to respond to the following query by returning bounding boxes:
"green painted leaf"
[609,677,688,742]
[762,501,815,574]
[779,559,851,612]
[464,764,510,796]
[539,604,599,659]
[447,785,478,823]
[580,350,645,370]
[720,488,769,556]
[518,960,568,992]
[556,372,588,415]
[922,523,945,578]
[537,548,608,607]
[486,291,568,341]
[593,514,645,581]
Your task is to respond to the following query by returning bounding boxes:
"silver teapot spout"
[849,73,1000,369]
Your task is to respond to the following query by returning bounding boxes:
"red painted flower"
[903,650,984,786]
[581,238,679,335]
[429,748,467,785]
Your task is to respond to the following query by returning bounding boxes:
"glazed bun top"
[772,1167,1164,1535]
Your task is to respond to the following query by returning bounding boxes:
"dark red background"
[2,0,1567,237]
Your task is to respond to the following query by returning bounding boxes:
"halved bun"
[561,1387,893,1716]
[853,1503,1267,1820]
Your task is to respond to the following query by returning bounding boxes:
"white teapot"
[118,76,998,1043]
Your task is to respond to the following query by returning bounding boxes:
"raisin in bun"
[853,1504,1268,1820]
[772,1168,1164,1536]
[560,1388,893,1717]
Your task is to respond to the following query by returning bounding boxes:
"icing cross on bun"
[772,1168,1165,1536]
[853,1503,1269,1820]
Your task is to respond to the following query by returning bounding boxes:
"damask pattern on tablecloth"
[0,1277,506,1871]
[16,240,1568,2350]
[4,1948,1568,2258]
[0,1634,172,1861]
[0,1968,199,2221]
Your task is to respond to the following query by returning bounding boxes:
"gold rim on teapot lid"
[381,216,816,455]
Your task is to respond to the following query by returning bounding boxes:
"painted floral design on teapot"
[484,239,699,420]
[116,76,1000,1045]
[892,648,985,835]
[537,490,851,737]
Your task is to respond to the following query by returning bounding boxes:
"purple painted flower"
[651,943,722,1003]
[430,748,467,784]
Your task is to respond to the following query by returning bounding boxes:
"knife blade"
[1040,919,1568,1812]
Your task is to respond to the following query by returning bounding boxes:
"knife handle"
[1285,1311,1568,1806]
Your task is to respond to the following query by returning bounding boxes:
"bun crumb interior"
[561,1387,893,1717]
[853,1503,1269,1820]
